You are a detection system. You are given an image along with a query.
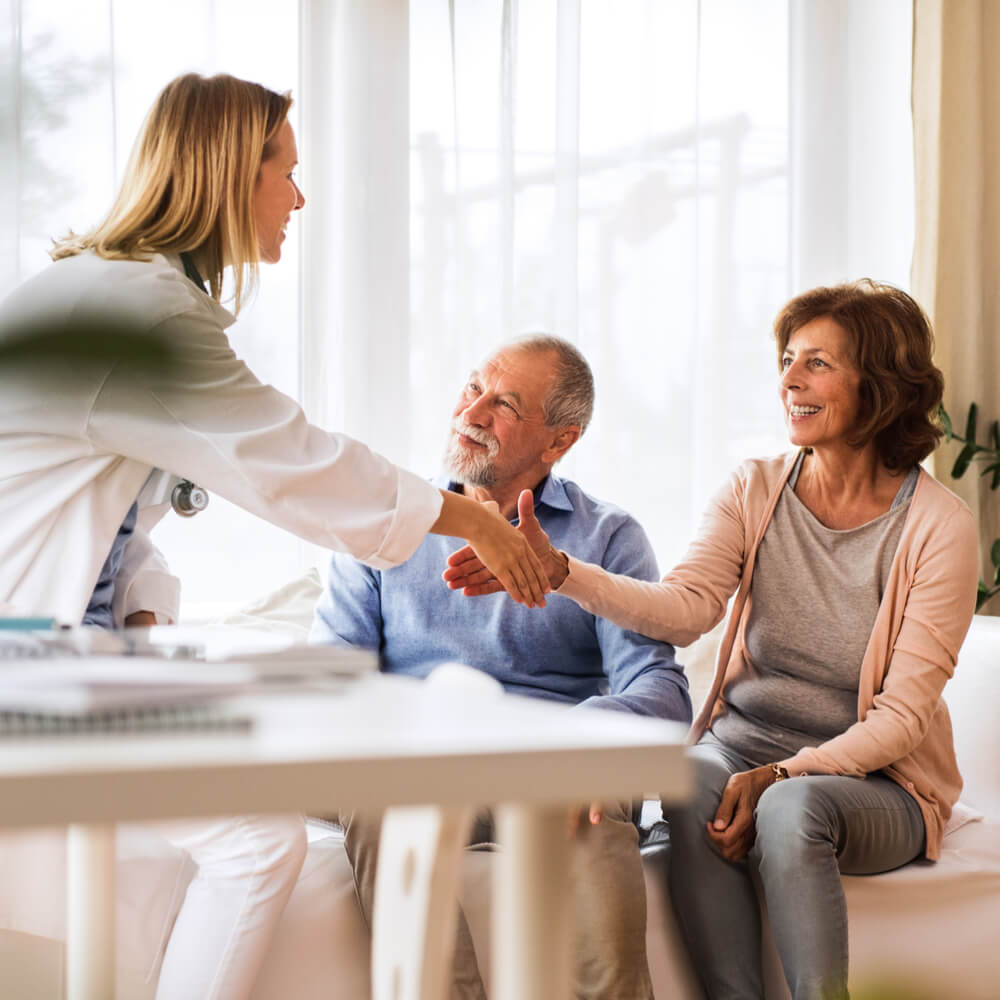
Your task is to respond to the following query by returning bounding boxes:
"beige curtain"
[912,0,1000,613]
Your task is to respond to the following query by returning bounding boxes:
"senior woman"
[446,280,979,1000]
[0,73,547,1000]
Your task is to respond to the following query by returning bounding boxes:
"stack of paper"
[0,657,256,734]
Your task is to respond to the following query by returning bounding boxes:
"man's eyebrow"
[501,390,523,405]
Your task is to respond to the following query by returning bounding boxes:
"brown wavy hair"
[51,73,292,314]
[773,279,944,471]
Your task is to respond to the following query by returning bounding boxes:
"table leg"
[66,824,116,1000]
[372,806,474,1000]
[492,805,572,1000]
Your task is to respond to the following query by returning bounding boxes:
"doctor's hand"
[432,489,550,607]
[444,489,569,596]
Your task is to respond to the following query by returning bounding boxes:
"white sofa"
[2,614,999,999]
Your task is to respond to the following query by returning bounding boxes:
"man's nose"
[462,394,491,425]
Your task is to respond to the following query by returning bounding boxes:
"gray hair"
[506,333,595,435]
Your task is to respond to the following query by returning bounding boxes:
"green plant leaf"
[992,539,1000,570]
[938,404,954,442]
[991,419,1000,452]
[965,402,979,444]
[976,581,991,612]
[983,461,1000,490]
[951,441,978,479]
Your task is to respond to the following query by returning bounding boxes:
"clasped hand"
[706,765,778,862]
[444,489,567,595]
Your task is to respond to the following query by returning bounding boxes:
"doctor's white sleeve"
[111,525,181,627]
[86,308,443,570]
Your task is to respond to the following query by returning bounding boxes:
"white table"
[0,672,690,1000]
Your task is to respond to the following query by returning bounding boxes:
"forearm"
[555,476,748,644]
[580,674,692,724]
[557,556,727,647]
[781,622,965,777]
[309,554,383,649]
[90,321,443,570]
[430,489,490,540]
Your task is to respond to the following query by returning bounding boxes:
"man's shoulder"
[547,475,641,527]
[544,476,654,571]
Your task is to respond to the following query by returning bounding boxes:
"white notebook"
[0,657,254,713]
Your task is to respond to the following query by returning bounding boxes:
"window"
[2,0,914,618]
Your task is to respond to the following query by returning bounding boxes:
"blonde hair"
[51,73,292,313]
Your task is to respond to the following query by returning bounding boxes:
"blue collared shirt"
[311,474,691,723]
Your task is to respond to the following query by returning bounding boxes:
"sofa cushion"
[942,616,1000,816]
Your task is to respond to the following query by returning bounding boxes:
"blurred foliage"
[0,318,179,369]
[851,982,947,1000]
[940,403,1000,611]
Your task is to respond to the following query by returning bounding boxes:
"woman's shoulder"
[912,465,974,516]
[5,252,231,332]
[80,252,232,327]
[724,451,799,499]
[908,467,978,551]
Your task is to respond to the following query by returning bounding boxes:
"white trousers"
[151,815,307,1000]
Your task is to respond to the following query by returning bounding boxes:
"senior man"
[311,334,691,1000]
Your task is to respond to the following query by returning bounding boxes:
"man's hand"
[433,489,550,606]
[444,489,569,595]
[567,801,608,838]
[705,765,778,863]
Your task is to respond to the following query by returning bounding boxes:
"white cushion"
[943,616,1000,816]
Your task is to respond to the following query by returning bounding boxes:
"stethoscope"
[171,479,209,517]
[168,257,211,519]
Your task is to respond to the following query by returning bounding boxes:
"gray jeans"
[338,801,654,1000]
[664,739,925,1000]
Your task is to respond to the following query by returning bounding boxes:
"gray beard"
[444,436,498,488]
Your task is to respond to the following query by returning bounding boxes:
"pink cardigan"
[558,452,979,859]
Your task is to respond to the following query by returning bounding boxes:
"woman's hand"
[432,489,551,607]
[705,765,778,862]
[444,489,569,596]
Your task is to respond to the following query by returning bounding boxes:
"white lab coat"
[0,251,442,625]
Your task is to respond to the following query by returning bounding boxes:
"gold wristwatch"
[769,763,790,782]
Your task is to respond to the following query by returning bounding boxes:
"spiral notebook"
[0,656,255,736]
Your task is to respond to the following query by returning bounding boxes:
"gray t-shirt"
[709,455,918,767]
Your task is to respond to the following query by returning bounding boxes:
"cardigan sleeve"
[556,465,751,647]
[779,502,979,778]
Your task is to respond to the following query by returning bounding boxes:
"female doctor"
[0,73,549,1000]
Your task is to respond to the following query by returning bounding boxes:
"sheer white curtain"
[1,1,914,616]
[303,0,915,574]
